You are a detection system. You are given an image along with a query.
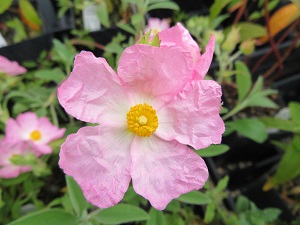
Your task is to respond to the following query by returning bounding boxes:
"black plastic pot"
[37,0,75,34]
[273,73,300,104]
[0,34,53,63]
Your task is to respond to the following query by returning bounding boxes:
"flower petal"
[58,51,130,124]
[37,117,65,143]
[159,23,201,63]
[59,125,134,208]
[118,44,193,106]
[0,55,27,76]
[130,135,208,210]
[156,80,225,150]
[193,35,215,80]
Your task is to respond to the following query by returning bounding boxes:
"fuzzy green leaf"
[235,61,252,103]
[92,204,149,224]
[228,118,268,143]
[196,144,230,157]
[146,208,166,225]
[177,191,211,205]
[66,176,88,216]
[7,209,79,225]
[0,0,13,14]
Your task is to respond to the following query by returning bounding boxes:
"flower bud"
[239,39,256,55]
[221,27,240,53]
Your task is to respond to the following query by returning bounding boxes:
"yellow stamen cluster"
[30,130,42,141]
[126,103,158,137]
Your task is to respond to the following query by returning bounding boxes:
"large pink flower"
[58,24,224,210]
[5,112,66,155]
[0,55,27,76]
[0,139,32,179]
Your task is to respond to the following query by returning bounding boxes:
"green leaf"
[117,23,136,35]
[66,176,88,216]
[6,18,27,43]
[227,118,268,143]
[260,117,299,133]
[261,208,281,222]
[19,0,42,26]
[234,22,267,41]
[204,203,216,223]
[209,0,230,21]
[236,196,250,213]
[147,2,179,11]
[92,204,149,224]
[289,101,300,124]
[0,188,4,209]
[165,200,181,213]
[0,0,13,14]
[146,208,166,225]
[235,61,252,103]
[7,209,79,225]
[216,175,229,191]
[196,144,230,157]
[272,136,300,186]
[96,1,110,28]
[246,96,278,108]
[34,68,65,84]
[177,191,211,205]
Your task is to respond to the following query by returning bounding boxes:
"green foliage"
[6,209,79,225]
[0,0,13,13]
[96,1,110,28]
[196,144,230,157]
[6,18,27,43]
[66,176,89,216]
[19,0,42,26]
[223,61,278,121]
[226,118,268,143]
[232,22,267,41]
[91,204,149,224]
[146,208,166,225]
[177,191,211,205]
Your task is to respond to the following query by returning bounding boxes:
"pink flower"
[5,112,66,155]
[0,139,32,179]
[58,24,224,210]
[159,23,215,80]
[0,55,27,76]
[145,18,170,35]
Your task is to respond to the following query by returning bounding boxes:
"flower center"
[30,130,42,141]
[126,103,158,137]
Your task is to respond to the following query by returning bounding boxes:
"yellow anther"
[126,103,158,137]
[30,130,42,141]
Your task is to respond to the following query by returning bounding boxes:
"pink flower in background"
[58,24,224,210]
[159,23,215,80]
[0,139,32,179]
[0,55,27,76]
[145,18,170,35]
[5,112,66,155]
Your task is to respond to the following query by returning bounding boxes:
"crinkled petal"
[130,135,208,210]
[193,35,215,80]
[159,23,201,63]
[118,44,193,106]
[58,51,131,124]
[156,80,225,150]
[59,125,134,208]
